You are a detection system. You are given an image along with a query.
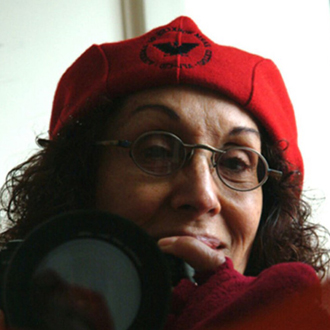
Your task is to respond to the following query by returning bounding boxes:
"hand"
[158,236,226,272]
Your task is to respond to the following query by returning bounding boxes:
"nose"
[170,152,221,217]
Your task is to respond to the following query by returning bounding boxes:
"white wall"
[0,0,124,184]
[197,1,330,230]
[1,0,330,231]
[142,0,330,230]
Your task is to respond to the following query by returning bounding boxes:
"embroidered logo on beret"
[140,26,212,69]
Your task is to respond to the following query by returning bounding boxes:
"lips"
[156,231,223,250]
[195,235,222,249]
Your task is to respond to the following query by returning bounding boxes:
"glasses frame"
[96,131,282,192]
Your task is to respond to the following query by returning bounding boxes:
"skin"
[95,85,263,274]
[0,85,263,329]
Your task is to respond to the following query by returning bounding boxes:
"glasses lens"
[216,148,267,191]
[131,133,185,175]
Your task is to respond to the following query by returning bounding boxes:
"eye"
[131,132,185,175]
[220,156,250,172]
[217,148,260,183]
[141,144,173,161]
[137,134,173,160]
[219,156,252,178]
[220,149,254,169]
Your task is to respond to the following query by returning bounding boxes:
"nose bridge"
[187,144,217,168]
[189,149,216,179]
[172,146,221,216]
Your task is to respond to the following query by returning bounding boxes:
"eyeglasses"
[96,131,282,192]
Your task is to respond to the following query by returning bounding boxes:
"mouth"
[156,232,225,250]
[195,235,223,250]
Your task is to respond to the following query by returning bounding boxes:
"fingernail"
[158,237,178,248]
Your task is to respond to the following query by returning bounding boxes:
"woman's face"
[95,86,263,273]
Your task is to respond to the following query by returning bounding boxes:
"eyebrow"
[130,105,260,139]
[228,126,261,138]
[131,104,181,120]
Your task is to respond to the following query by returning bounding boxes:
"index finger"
[158,236,226,272]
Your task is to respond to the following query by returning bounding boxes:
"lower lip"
[196,236,221,250]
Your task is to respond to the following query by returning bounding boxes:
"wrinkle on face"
[96,85,263,274]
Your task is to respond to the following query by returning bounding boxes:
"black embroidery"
[153,42,199,56]
[140,26,212,69]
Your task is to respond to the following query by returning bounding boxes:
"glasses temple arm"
[95,140,132,148]
[268,168,283,180]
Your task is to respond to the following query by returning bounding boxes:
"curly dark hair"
[245,130,330,277]
[0,98,120,240]
[0,97,329,278]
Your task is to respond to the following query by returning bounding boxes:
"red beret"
[50,16,303,181]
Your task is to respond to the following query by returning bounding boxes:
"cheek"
[224,190,263,241]
[244,194,262,234]
[222,190,262,273]
[95,162,170,226]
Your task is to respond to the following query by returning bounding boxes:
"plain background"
[1,0,330,233]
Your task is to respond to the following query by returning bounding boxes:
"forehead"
[109,85,260,142]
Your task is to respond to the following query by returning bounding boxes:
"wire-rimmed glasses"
[96,131,282,192]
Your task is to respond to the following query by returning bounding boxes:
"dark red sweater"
[164,258,330,330]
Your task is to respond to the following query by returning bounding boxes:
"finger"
[158,236,226,272]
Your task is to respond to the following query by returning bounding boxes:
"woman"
[0,16,329,329]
